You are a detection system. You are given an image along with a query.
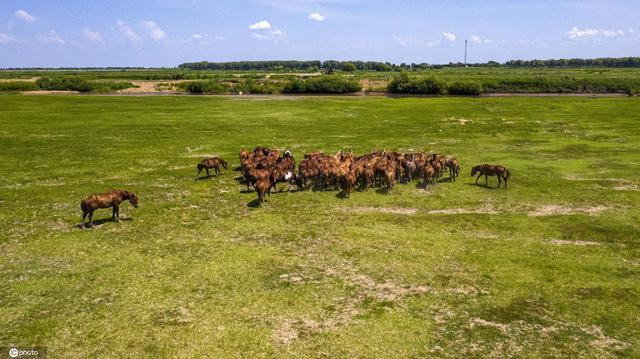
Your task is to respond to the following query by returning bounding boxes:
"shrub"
[282,76,362,94]
[236,79,283,94]
[36,76,93,92]
[0,81,39,92]
[410,77,447,94]
[182,81,230,94]
[447,81,483,95]
[342,62,357,72]
[387,72,446,94]
[91,81,137,93]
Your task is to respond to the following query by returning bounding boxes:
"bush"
[0,81,39,92]
[342,62,356,72]
[91,81,137,93]
[36,76,93,92]
[235,79,282,94]
[387,72,446,94]
[282,76,362,94]
[447,81,483,95]
[182,81,230,94]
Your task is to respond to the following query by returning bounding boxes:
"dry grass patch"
[549,239,601,246]
[351,207,418,215]
[528,205,609,217]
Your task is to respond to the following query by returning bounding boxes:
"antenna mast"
[464,39,468,67]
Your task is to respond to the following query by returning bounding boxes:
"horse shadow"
[335,191,348,199]
[77,217,132,229]
[195,175,220,181]
[464,182,498,189]
[375,187,391,195]
[247,198,262,208]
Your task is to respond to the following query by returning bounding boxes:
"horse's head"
[125,191,139,208]
[471,165,480,177]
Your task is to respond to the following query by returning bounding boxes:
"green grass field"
[1,94,639,357]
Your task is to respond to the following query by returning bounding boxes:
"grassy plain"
[0,94,639,357]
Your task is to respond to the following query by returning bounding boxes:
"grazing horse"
[80,190,139,228]
[471,164,510,189]
[447,158,460,182]
[197,157,228,178]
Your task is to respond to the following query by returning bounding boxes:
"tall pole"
[464,39,468,67]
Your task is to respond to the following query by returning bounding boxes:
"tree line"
[178,57,640,71]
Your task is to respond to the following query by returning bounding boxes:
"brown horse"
[197,157,228,178]
[471,164,510,189]
[253,177,271,205]
[80,190,139,228]
[447,158,460,182]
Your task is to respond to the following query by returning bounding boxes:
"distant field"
[0,94,639,356]
[1,67,640,94]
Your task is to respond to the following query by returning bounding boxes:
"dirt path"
[0,77,39,82]
[116,80,192,94]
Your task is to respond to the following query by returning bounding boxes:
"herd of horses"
[234,146,510,205]
[78,147,510,227]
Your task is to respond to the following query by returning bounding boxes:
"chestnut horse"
[197,157,228,178]
[471,164,510,189]
[80,189,139,228]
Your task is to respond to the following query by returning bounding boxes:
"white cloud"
[252,29,286,40]
[308,13,325,21]
[392,36,409,46]
[628,28,635,34]
[15,10,35,22]
[38,30,65,45]
[139,20,166,41]
[117,20,141,41]
[83,29,103,43]
[565,26,625,41]
[192,33,203,39]
[249,20,271,30]
[470,35,481,44]
[427,39,440,47]
[442,32,456,42]
[249,20,284,41]
[0,33,17,44]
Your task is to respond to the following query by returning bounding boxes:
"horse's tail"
[504,168,511,180]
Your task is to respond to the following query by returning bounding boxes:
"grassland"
[2,67,640,94]
[0,94,639,357]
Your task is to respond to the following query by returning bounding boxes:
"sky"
[1,0,639,67]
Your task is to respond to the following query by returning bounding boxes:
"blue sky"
[1,0,639,67]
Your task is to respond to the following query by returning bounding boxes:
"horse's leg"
[475,174,482,184]
[485,174,488,186]
[197,168,202,178]
[497,175,501,188]
[112,206,117,220]
[504,175,508,190]
[205,168,210,177]
[81,211,88,228]
[89,211,94,228]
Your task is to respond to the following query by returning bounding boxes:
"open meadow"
[1,94,639,357]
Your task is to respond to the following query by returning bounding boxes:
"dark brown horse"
[197,157,228,178]
[253,177,271,205]
[471,164,510,189]
[80,189,139,228]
